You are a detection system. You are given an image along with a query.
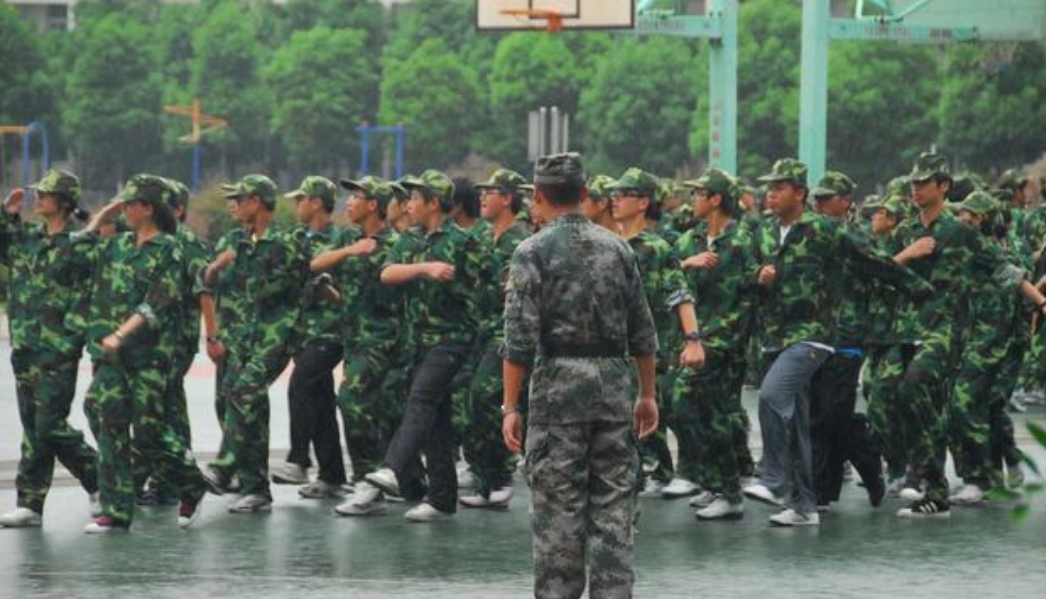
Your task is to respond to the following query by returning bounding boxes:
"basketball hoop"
[500,8,564,32]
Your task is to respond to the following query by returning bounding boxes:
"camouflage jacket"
[894,210,1025,345]
[504,213,658,425]
[476,221,530,341]
[675,219,758,353]
[0,212,91,355]
[627,230,693,366]
[382,216,480,348]
[213,226,250,353]
[174,224,212,360]
[296,223,345,348]
[863,226,908,346]
[834,221,879,347]
[752,211,932,351]
[335,225,405,351]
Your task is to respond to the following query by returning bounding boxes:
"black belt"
[543,343,626,358]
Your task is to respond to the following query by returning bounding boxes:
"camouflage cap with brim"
[223,174,278,207]
[864,193,906,217]
[959,190,998,217]
[475,168,527,192]
[117,173,174,206]
[586,174,616,199]
[908,152,950,183]
[757,158,807,187]
[30,168,82,203]
[341,175,394,209]
[811,170,856,198]
[389,180,409,200]
[995,168,1029,191]
[163,178,190,210]
[400,169,454,201]
[609,167,660,198]
[682,167,736,201]
[284,175,337,210]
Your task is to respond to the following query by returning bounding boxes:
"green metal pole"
[799,0,829,185]
[707,0,737,173]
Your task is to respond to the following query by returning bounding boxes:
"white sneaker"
[743,483,784,507]
[365,468,401,497]
[1024,389,1044,404]
[949,483,985,504]
[637,478,666,499]
[899,485,925,502]
[271,462,308,485]
[404,502,453,522]
[298,480,347,499]
[334,483,387,516]
[460,487,513,509]
[769,508,819,527]
[88,492,103,518]
[688,490,718,509]
[1008,395,1028,413]
[456,466,478,490]
[886,477,905,497]
[228,494,272,513]
[0,507,42,528]
[661,477,700,498]
[696,497,744,521]
[83,516,129,534]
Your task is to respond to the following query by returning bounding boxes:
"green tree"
[0,4,53,125]
[578,36,700,175]
[64,12,163,186]
[378,38,483,172]
[262,26,377,173]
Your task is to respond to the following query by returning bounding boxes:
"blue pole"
[360,127,371,176]
[192,144,201,191]
[22,122,50,190]
[395,126,404,179]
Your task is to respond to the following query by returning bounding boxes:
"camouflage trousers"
[1015,320,1043,392]
[463,340,520,493]
[895,340,955,502]
[525,420,639,599]
[210,341,292,496]
[949,334,1011,487]
[863,345,908,480]
[671,351,749,501]
[132,352,194,496]
[337,340,403,483]
[638,366,675,485]
[10,347,98,514]
[86,359,207,526]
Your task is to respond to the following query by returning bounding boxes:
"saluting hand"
[3,188,24,215]
[681,251,718,270]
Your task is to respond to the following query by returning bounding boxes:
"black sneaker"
[896,497,950,519]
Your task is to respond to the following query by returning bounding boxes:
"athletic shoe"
[201,467,228,496]
[298,480,347,499]
[228,494,272,514]
[271,462,308,485]
[885,477,906,498]
[83,516,129,534]
[695,497,743,521]
[816,503,831,513]
[742,483,784,507]
[769,508,819,527]
[460,487,513,509]
[89,492,103,517]
[637,478,666,499]
[899,478,925,502]
[1023,389,1044,404]
[688,490,718,509]
[456,466,478,490]
[661,478,700,499]
[365,468,401,497]
[177,491,204,529]
[896,497,950,518]
[404,502,453,522]
[0,507,42,528]
[949,483,985,505]
[334,483,386,516]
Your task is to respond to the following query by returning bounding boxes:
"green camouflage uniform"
[211,225,248,425]
[0,169,98,515]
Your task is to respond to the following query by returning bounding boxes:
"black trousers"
[286,341,346,484]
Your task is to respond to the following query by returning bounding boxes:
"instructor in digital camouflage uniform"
[502,152,661,599]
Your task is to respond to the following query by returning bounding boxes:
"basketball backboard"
[476,0,635,31]
[856,0,1046,41]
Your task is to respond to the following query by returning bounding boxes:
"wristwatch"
[501,404,521,416]
[682,330,703,342]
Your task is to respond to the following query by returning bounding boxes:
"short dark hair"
[452,177,479,219]
[537,181,585,206]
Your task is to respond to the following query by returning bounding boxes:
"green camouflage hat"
[389,180,409,200]
[995,168,1029,191]
[609,167,660,198]
[475,168,527,192]
[959,190,997,217]
[908,152,950,183]
[757,158,808,187]
[400,169,454,202]
[341,175,394,209]
[164,178,190,210]
[534,152,585,187]
[223,173,278,207]
[682,167,736,201]
[284,175,337,210]
[31,168,82,203]
[117,173,174,206]
[811,171,856,198]
[586,174,617,199]
[947,171,983,203]
[862,194,884,209]
[887,175,909,198]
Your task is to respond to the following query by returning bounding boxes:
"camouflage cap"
[947,171,983,203]
[995,168,1029,191]
[30,168,82,203]
[757,158,807,187]
[908,152,950,183]
[400,169,455,202]
[887,175,909,198]
[117,173,174,206]
[223,174,278,207]
[682,167,736,200]
[164,178,190,210]
[958,190,997,217]
[341,175,394,209]
[811,171,856,198]
[284,175,337,210]
[389,180,409,200]
[586,174,617,199]
[534,152,585,187]
[864,193,906,217]
[475,168,527,192]
[609,167,660,198]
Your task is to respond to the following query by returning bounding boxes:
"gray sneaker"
[334,483,387,516]
[365,468,401,497]
[404,502,453,522]
[0,507,42,528]
[298,480,347,499]
[228,494,272,513]
[271,463,308,485]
